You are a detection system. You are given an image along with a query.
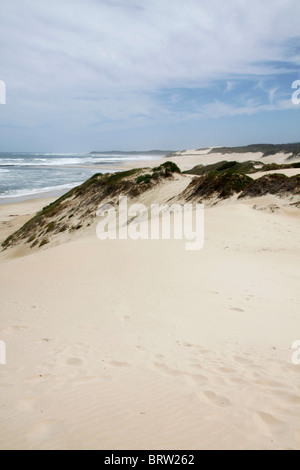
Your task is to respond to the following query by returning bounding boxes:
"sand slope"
[122,149,300,172]
[0,198,55,247]
[1,200,300,449]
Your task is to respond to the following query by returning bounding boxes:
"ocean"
[0,152,164,202]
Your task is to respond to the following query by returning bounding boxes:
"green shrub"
[27,235,35,243]
[106,169,140,185]
[1,234,13,248]
[160,161,181,173]
[136,174,152,184]
[39,238,49,247]
[46,221,56,233]
[187,171,253,200]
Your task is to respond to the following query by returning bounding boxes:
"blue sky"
[0,0,300,152]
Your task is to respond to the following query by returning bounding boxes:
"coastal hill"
[2,148,300,256]
[166,142,300,160]
[209,142,300,158]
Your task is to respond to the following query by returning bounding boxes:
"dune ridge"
[0,149,300,449]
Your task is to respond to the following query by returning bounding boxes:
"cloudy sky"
[0,0,300,152]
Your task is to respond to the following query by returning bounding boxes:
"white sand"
[121,149,300,172]
[250,168,300,179]
[0,200,300,449]
[0,152,300,450]
[0,198,55,247]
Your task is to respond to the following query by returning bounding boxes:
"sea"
[0,152,165,203]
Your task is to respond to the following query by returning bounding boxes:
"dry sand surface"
[121,148,300,172]
[250,168,300,180]
[0,198,55,247]
[0,153,300,450]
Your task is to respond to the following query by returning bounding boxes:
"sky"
[0,0,300,152]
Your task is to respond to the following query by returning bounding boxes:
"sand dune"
[0,150,300,449]
[122,149,300,173]
[0,198,300,449]
[0,198,55,247]
[250,168,300,179]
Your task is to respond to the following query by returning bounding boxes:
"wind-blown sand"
[0,152,300,450]
[121,148,300,172]
[0,198,55,247]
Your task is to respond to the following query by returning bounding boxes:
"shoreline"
[0,164,157,205]
[0,155,166,204]
[2,147,300,205]
[1,149,300,250]
[0,149,300,449]
[0,188,71,205]
[0,157,163,246]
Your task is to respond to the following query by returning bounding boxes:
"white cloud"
[225,81,236,92]
[2,0,300,89]
[0,0,300,144]
[196,96,300,119]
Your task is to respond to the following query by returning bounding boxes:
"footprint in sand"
[202,390,231,407]
[253,411,285,437]
[233,355,252,365]
[253,378,284,389]
[154,354,165,359]
[108,360,130,367]
[230,307,245,312]
[153,362,183,376]
[229,376,247,386]
[188,373,207,386]
[51,343,91,368]
[280,393,300,406]
[66,357,83,366]
[190,362,203,370]
[154,361,208,386]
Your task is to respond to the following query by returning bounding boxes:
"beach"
[0,150,300,449]
[0,197,56,251]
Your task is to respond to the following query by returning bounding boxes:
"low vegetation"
[1,165,180,251]
[2,159,299,252]
[238,174,300,199]
[136,161,181,185]
[208,143,300,158]
[184,160,300,176]
[182,171,253,201]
